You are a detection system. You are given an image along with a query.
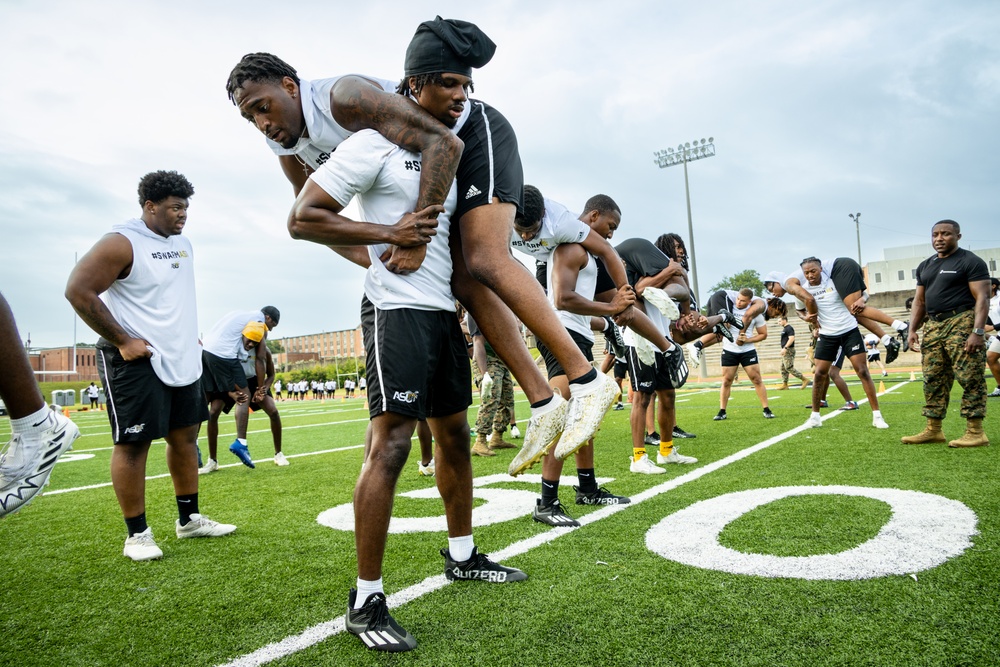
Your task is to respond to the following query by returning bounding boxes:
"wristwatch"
[972,327,985,336]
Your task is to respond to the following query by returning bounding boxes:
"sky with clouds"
[2,0,998,348]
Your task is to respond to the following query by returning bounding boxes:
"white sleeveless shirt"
[547,250,598,341]
[102,219,202,387]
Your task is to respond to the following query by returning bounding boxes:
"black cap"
[404,16,496,78]
[261,305,280,324]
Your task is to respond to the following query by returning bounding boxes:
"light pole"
[653,138,716,311]
[654,137,716,378]
[848,212,861,265]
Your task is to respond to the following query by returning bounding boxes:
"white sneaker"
[274,452,289,466]
[805,414,823,428]
[630,454,666,475]
[633,335,657,366]
[657,449,698,464]
[0,411,80,518]
[418,458,436,476]
[684,342,701,368]
[554,374,619,460]
[509,395,568,476]
[641,286,681,320]
[873,415,890,429]
[175,513,237,539]
[123,528,163,561]
[198,458,218,475]
[510,425,521,439]
[988,387,1000,397]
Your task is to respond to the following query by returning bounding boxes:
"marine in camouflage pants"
[473,353,514,435]
[920,310,987,419]
[780,346,804,383]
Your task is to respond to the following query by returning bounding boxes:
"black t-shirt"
[781,324,795,348]
[614,238,670,288]
[916,248,989,314]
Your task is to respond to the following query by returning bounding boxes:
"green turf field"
[2,375,998,666]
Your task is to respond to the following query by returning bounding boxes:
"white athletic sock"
[891,320,906,331]
[448,535,475,562]
[355,577,383,608]
[811,411,822,420]
[530,396,563,419]
[872,410,882,419]
[880,334,893,346]
[10,406,52,436]
[237,438,247,446]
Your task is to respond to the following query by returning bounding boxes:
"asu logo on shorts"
[392,390,420,404]
[124,423,145,435]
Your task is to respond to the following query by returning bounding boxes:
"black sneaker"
[719,309,745,330]
[714,322,735,342]
[604,317,627,359]
[532,499,580,527]
[762,408,775,419]
[899,324,910,352]
[574,485,631,506]
[713,410,727,421]
[672,425,696,439]
[345,589,417,653]
[644,431,660,446]
[884,338,901,364]
[442,547,527,583]
[662,347,689,388]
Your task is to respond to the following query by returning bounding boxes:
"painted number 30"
[318,480,978,581]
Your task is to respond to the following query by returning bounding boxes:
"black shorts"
[362,297,472,420]
[246,375,273,411]
[815,328,865,362]
[96,344,208,444]
[706,290,733,315]
[535,259,547,290]
[201,351,247,395]
[536,328,594,380]
[626,347,680,393]
[614,359,628,380]
[721,349,760,368]
[455,100,523,221]
[867,352,881,362]
[829,257,867,297]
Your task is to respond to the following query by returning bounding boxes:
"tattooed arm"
[330,75,463,212]
[65,233,151,361]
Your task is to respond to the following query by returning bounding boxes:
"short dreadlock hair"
[395,73,474,97]
[226,53,298,104]
[654,233,688,269]
[137,171,194,206]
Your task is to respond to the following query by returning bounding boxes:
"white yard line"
[218,382,911,666]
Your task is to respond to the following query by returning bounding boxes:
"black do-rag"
[404,16,497,78]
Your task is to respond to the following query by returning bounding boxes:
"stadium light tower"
[653,137,716,314]
[848,212,862,265]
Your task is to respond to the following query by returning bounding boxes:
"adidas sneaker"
[346,589,416,653]
[574,485,631,506]
[532,498,580,526]
[441,547,527,583]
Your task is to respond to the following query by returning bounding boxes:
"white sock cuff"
[448,534,475,562]
[880,334,892,346]
[892,320,906,331]
[355,577,384,608]
[10,406,52,435]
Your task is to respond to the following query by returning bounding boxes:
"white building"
[865,244,1000,295]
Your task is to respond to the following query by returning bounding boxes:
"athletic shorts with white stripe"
[626,346,682,393]
[455,100,524,221]
[361,296,472,420]
[96,341,208,444]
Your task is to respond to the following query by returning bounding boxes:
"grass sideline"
[2,373,998,666]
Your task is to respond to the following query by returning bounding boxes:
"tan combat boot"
[801,377,811,389]
[472,433,496,457]
[948,418,990,448]
[900,418,946,444]
[778,382,789,391]
[489,430,517,450]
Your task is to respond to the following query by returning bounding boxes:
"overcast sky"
[2,0,998,348]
